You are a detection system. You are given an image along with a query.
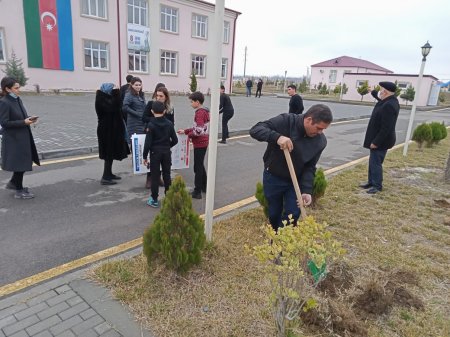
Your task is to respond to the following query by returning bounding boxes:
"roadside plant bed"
[90,138,450,337]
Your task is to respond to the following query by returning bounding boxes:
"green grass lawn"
[91,138,450,337]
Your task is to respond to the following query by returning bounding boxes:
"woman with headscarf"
[0,76,40,199]
[95,83,130,185]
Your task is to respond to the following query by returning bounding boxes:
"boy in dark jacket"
[143,101,178,207]
[177,91,210,199]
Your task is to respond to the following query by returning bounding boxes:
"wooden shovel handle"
[283,148,307,220]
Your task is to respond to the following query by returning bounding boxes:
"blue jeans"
[263,170,300,231]
[246,87,251,97]
[368,149,387,190]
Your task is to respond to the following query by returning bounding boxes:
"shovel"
[283,148,326,283]
[283,148,307,220]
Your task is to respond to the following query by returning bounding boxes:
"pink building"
[0,0,240,93]
[341,73,439,106]
[310,56,392,91]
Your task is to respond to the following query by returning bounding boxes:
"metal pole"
[403,58,426,156]
[243,46,247,79]
[204,0,224,241]
[284,70,287,94]
[116,0,122,86]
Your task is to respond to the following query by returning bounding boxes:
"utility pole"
[243,46,247,78]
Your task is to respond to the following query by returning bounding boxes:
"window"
[128,0,147,26]
[160,5,178,33]
[223,21,230,43]
[221,58,228,78]
[192,14,207,39]
[356,80,367,87]
[84,40,108,70]
[0,29,5,62]
[129,50,147,72]
[191,55,206,77]
[81,0,107,19]
[329,70,337,83]
[160,50,177,75]
[397,82,409,90]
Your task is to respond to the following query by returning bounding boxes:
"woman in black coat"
[0,76,40,199]
[95,83,130,185]
[122,77,146,141]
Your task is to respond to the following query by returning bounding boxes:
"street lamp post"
[284,70,287,94]
[403,41,432,156]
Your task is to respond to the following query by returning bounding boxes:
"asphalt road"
[0,101,449,286]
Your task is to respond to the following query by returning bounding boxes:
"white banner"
[127,23,150,52]
[131,133,190,175]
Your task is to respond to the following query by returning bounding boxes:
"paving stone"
[54,330,76,337]
[71,315,104,335]
[0,315,17,329]
[37,302,70,320]
[93,322,111,335]
[46,291,77,307]
[8,330,28,337]
[34,330,53,337]
[3,315,39,335]
[79,309,96,321]
[55,285,72,295]
[14,302,48,320]
[78,328,98,337]
[49,315,83,336]
[0,304,28,321]
[26,315,62,336]
[27,290,58,307]
[66,296,83,307]
[59,302,90,321]
[99,330,121,337]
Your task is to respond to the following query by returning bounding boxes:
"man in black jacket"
[250,104,333,231]
[360,81,400,194]
[287,84,304,114]
[219,85,234,144]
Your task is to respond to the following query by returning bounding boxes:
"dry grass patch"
[90,138,450,337]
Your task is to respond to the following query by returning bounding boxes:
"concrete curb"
[36,116,371,162]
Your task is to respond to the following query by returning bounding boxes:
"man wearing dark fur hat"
[360,81,400,194]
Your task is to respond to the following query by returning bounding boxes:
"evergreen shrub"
[412,123,432,149]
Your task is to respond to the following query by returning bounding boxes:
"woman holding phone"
[0,76,40,199]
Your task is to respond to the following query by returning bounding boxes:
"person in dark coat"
[255,78,263,98]
[219,85,234,144]
[95,83,130,185]
[245,78,253,97]
[122,77,146,141]
[0,76,40,199]
[250,104,332,231]
[287,84,304,114]
[360,81,400,194]
[119,74,133,122]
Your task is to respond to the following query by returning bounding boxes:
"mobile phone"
[29,116,39,121]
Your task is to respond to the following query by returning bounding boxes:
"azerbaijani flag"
[23,0,74,70]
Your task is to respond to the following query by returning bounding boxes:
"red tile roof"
[311,56,393,73]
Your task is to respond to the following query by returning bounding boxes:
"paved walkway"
[0,249,153,337]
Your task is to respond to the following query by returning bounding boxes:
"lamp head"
[421,41,432,60]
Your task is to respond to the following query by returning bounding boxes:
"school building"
[0,0,240,93]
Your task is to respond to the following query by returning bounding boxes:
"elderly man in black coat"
[0,76,40,199]
[95,83,130,185]
[360,81,400,194]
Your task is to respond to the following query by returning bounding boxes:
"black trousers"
[150,150,172,200]
[10,172,24,190]
[102,159,113,179]
[255,88,262,97]
[193,147,207,193]
[221,111,234,141]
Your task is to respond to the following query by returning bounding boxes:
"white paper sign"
[127,23,150,52]
[131,133,190,175]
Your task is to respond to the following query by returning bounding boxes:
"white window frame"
[356,80,367,87]
[160,50,177,75]
[397,81,410,90]
[81,0,107,19]
[0,28,6,63]
[128,50,148,73]
[160,5,178,33]
[191,54,206,77]
[128,0,148,26]
[223,21,230,43]
[83,40,109,71]
[221,58,228,78]
[329,70,337,83]
[192,14,208,39]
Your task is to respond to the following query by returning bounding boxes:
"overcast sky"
[214,0,450,80]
